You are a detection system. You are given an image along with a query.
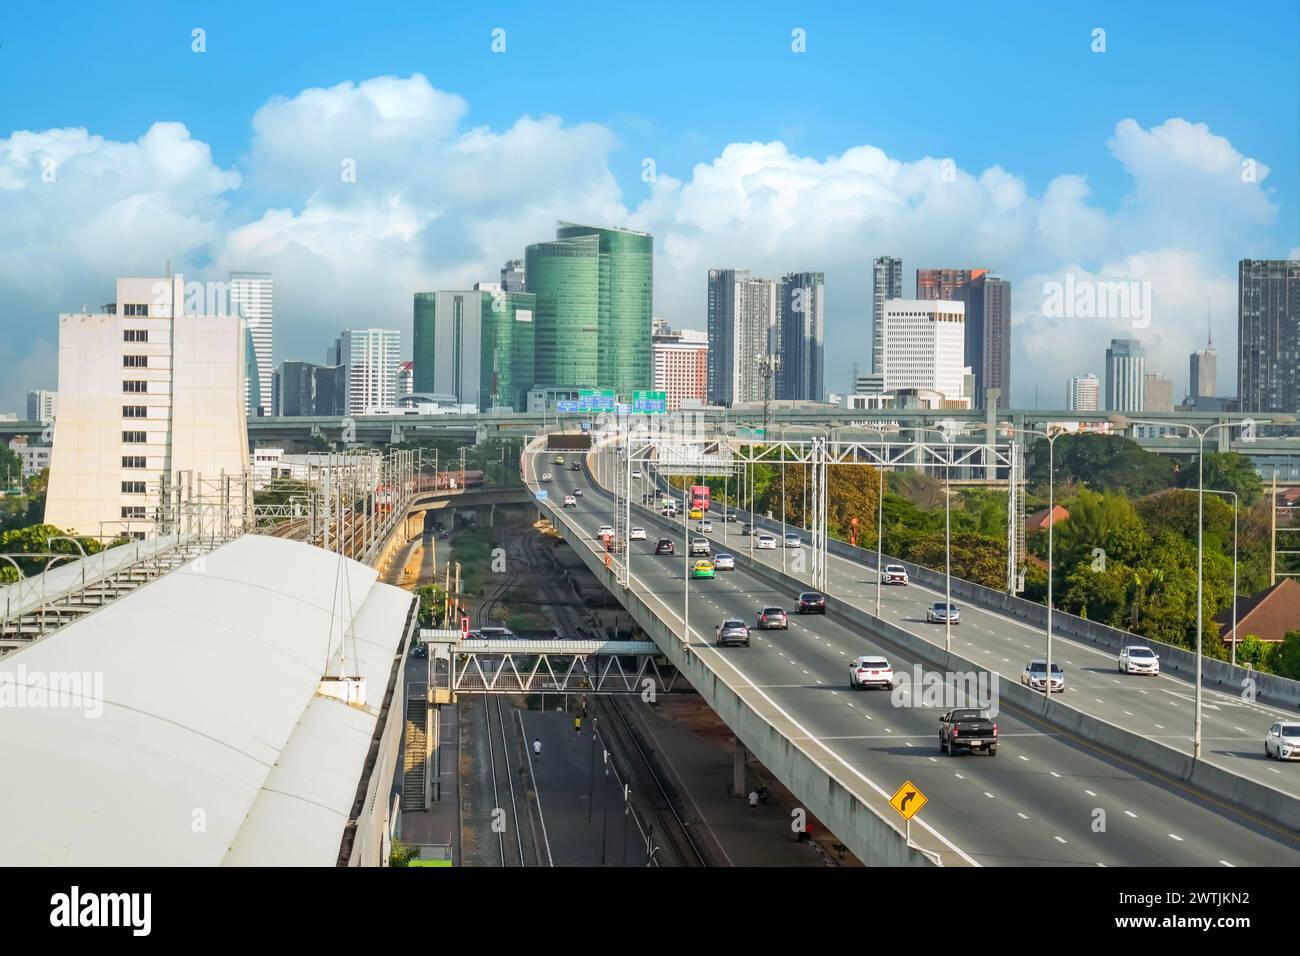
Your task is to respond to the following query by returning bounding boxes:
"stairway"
[402,695,428,810]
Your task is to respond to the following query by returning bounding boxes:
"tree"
[1136,489,1233,548]
[1028,432,1175,497]
[0,446,22,488]
[0,523,105,576]
[1273,630,1300,680]
[1052,488,1150,576]
[1178,452,1264,507]
[1061,559,1132,627]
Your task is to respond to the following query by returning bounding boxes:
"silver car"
[713,553,735,570]
[1022,659,1065,693]
[715,619,750,648]
[926,602,960,624]
[784,532,801,548]
[1265,722,1300,761]
[1118,645,1160,675]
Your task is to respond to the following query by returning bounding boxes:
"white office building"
[707,269,777,405]
[44,276,250,540]
[26,389,58,423]
[1067,373,1100,411]
[7,437,51,478]
[879,300,970,404]
[334,329,402,414]
[230,272,273,417]
[1105,338,1146,412]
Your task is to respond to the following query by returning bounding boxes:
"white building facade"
[44,276,250,540]
[880,300,969,403]
[1067,373,1099,411]
[229,272,273,417]
[335,329,402,415]
[26,389,58,423]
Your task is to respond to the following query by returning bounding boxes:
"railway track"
[594,696,709,867]
[482,695,526,866]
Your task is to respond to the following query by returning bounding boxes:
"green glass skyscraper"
[412,289,537,410]
[526,222,653,396]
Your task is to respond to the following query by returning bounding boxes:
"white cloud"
[0,78,1289,414]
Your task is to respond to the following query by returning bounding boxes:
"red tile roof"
[1214,578,1300,644]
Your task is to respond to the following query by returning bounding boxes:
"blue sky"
[1,0,1296,409]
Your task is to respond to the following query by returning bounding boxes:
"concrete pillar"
[733,738,747,795]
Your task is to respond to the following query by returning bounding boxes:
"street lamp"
[1109,413,1295,758]
[913,425,963,653]
[1000,423,1066,698]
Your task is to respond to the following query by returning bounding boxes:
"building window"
[122,430,147,444]
[123,329,148,342]
[122,405,147,418]
[123,355,148,368]
[122,456,146,468]
[123,380,147,393]
[120,506,146,519]
[123,304,149,317]
[121,481,146,494]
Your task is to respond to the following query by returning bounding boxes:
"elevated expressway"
[522,439,1300,867]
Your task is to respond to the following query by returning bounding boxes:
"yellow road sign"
[890,780,927,821]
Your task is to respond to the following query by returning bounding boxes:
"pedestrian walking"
[534,738,542,758]
[748,789,759,815]
[574,715,582,734]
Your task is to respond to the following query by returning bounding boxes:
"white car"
[713,553,735,570]
[1118,645,1160,675]
[597,525,615,538]
[849,655,894,690]
[881,564,909,585]
[629,527,647,541]
[784,533,801,548]
[697,519,713,534]
[756,533,778,550]
[1264,722,1300,761]
[632,469,643,479]
[1021,659,1065,693]
[562,495,577,508]
[926,602,960,624]
[540,472,553,482]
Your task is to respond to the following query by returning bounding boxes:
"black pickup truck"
[938,709,998,756]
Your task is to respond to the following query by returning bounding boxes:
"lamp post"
[1000,424,1064,697]
[1109,413,1294,758]
[914,426,962,653]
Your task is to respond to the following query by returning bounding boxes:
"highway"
[653,474,1300,803]
[526,447,1300,866]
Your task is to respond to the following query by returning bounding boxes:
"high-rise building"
[500,259,525,292]
[1237,259,1300,413]
[1144,373,1174,413]
[1067,374,1099,411]
[706,269,777,405]
[1189,338,1216,404]
[277,361,347,417]
[880,300,968,402]
[26,389,57,423]
[652,325,708,410]
[412,289,536,411]
[916,267,1008,408]
[525,233,600,389]
[1105,338,1146,411]
[872,256,902,374]
[397,360,414,396]
[229,272,273,417]
[775,272,825,402]
[334,329,401,414]
[45,276,250,539]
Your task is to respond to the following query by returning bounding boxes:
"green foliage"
[1177,452,1264,507]
[1028,432,1175,496]
[389,838,418,867]
[0,446,22,487]
[0,523,105,578]
[1136,489,1233,545]
[1274,631,1300,681]
[1050,488,1150,574]
[415,583,446,628]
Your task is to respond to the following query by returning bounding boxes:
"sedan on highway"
[756,606,789,630]
[691,560,715,580]
[697,519,713,534]
[1118,645,1160,675]
[715,619,750,648]
[713,552,735,570]
[724,511,739,522]
[572,487,583,497]
[629,527,647,541]
[926,601,961,624]
[1264,722,1300,761]
[541,472,553,482]
[632,469,643,479]
[756,533,778,550]
[562,495,577,508]
[849,655,893,690]
[597,525,615,539]
[1022,659,1065,693]
[784,533,801,548]
[740,523,755,536]
[655,538,676,555]
[881,564,910,585]
[555,455,566,466]
[797,592,826,614]
[570,462,582,471]
[689,508,704,520]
